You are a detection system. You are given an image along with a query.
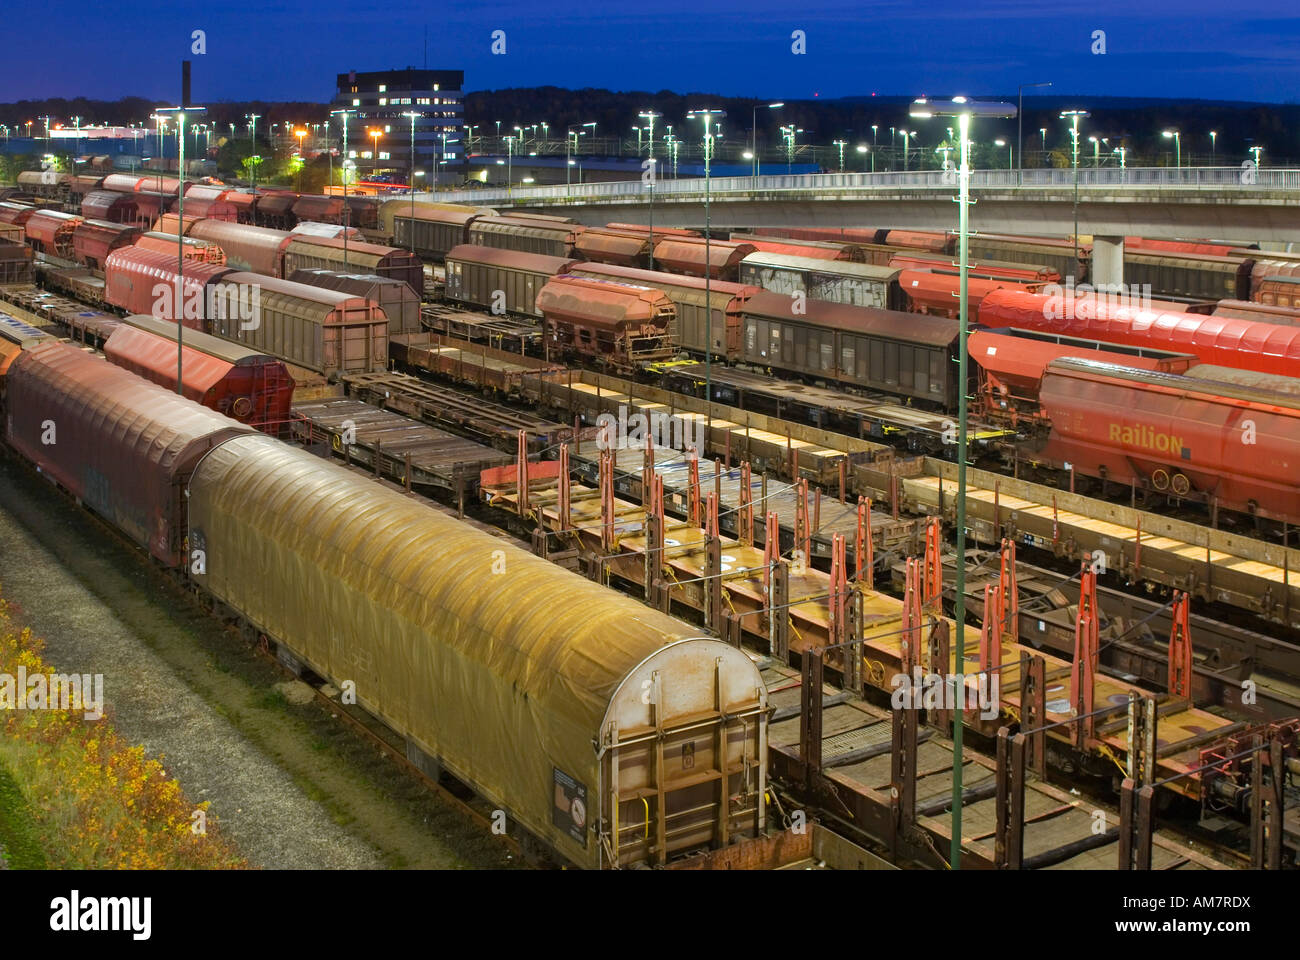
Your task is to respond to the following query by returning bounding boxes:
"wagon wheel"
[1150,468,1171,492]
[1170,472,1191,497]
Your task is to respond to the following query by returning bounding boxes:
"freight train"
[0,337,768,869]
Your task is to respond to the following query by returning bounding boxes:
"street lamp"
[369,128,382,174]
[687,107,725,431]
[832,139,847,172]
[294,127,307,191]
[1249,145,1263,167]
[1061,110,1090,276]
[155,104,206,402]
[1162,129,1181,168]
[245,113,260,188]
[994,138,1012,169]
[1039,127,1047,165]
[911,95,1018,872]
[1087,135,1100,167]
[639,110,660,268]
[751,101,783,180]
[857,143,870,173]
[901,129,916,171]
[1016,81,1051,184]
[504,135,516,195]
[330,108,356,267]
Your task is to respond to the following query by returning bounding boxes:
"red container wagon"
[207,272,389,377]
[978,288,1300,378]
[536,275,677,370]
[882,230,952,254]
[101,173,148,194]
[888,251,1060,283]
[573,228,652,268]
[180,185,239,222]
[104,314,295,428]
[1249,259,1300,298]
[280,235,424,293]
[104,246,234,327]
[68,174,105,204]
[136,230,228,265]
[728,233,858,262]
[80,190,139,224]
[969,327,1196,425]
[0,201,38,228]
[899,269,1047,317]
[1032,357,1300,523]
[567,261,760,359]
[1255,276,1300,310]
[1211,300,1300,325]
[255,192,299,228]
[652,237,757,281]
[188,220,293,276]
[605,222,699,238]
[224,191,258,224]
[1124,237,1253,257]
[25,210,83,257]
[4,340,252,565]
[291,195,346,225]
[72,220,143,270]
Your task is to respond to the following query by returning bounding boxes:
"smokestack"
[182,60,192,108]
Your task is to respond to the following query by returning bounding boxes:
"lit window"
[352,99,360,106]
[362,151,372,159]
[378,84,386,92]
[378,98,386,106]
[379,151,390,160]
[433,83,439,91]
[384,125,391,133]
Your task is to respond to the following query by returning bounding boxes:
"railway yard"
[1,165,1299,878]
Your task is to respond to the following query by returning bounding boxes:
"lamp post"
[369,128,382,176]
[832,139,847,172]
[1039,127,1046,166]
[156,104,206,401]
[994,138,1012,169]
[504,135,516,195]
[1016,81,1051,184]
[639,110,660,270]
[911,95,1017,871]
[1088,135,1100,167]
[751,101,783,181]
[1162,129,1181,168]
[857,143,869,172]
[1061,110,1090,278]
[1209,130,1216,165]
[246,113,260,189]
[1249,145,1263,167]
[330,108,355,267]
[294,127,307,191]
[687,107,725,431]
[901,129,914,171]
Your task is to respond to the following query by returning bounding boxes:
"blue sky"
[7,0,1298,104]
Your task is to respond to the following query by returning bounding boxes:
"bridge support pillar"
[1090,235,1125,290]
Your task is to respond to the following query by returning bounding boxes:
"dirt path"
[0,453,517,870]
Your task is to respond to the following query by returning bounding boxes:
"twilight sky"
[6,0,1299,104]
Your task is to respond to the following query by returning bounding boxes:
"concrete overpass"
[415,167,1300,245]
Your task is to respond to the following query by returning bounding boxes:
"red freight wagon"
[899,269,1046,317]
[187,219,293,276]
[573,228,652,268]
[137,230,227,265]
[255,192,298,228]
[224,191,258,224]
[978,288,1300,378]
[728,233,853,261]
[970,327,1196,425]
[4,341,251,565]
[1034,357,1300,523]
[72,220,143,269]
[536,274,677,369]
[25,209,83,256]
[101,173,149,194]
[1124,237,1250,257]
[882,230,952,253]
[80,189,139,223]
[280,235,424,292]
[889,252,1060,283]
[292,195,346,224]
[1250,259,1300,298]
[0,201,38,226]
[104,313,295,429]
[1212,300,1300,325]
[651,236,756,281]
[1254,276,1300,310]
[605,222,699,238]
[104,246,234,327]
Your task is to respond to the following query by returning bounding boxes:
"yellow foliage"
[0,595,247,869]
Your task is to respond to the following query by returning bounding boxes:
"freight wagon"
[1122,250,1253,302]
[728,232,864,262]
[444,244,579,317]
[136,230,227,265]
[206,272,389,377]
[288,268,422,334]
[1032,357,1300,523]
[536,275,677,370]
[966,235,1088,282]
[567,262,759,360]
[1211,300,1300,325]
[390,205,483,261]
[104,314,295,429]
[104,246,232,327]
[468,215,583,259]
[280,235,424,294]
[739,290,959,406]
[978,288,1300,378]
[1254,276,1300,310]
[573,228,652,268]
[80,190,140,224]
[25,210,83,257]
[4,341,252,565]
[739,251,902,309]
[381,200,496,244]
[188,219,293,275]
[898,269,1046,317]
[71,220,142,270]
[653,237,756,281]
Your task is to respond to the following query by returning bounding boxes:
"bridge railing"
[413,166,1300,206]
